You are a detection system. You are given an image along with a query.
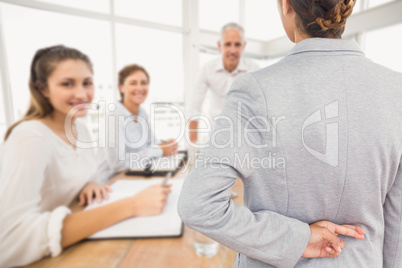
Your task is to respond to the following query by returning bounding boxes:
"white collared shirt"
[186,57,259,121]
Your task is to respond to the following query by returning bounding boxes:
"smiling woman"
[96,64,179,180]
[0,46,173,267]
[45,60,94,114]
[118,64,150,111]
[4,45,94,141]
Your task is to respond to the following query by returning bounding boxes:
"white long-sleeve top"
[97,102,163,181]
[0,120,98,267]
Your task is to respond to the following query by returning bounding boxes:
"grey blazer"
[178,38,402,268]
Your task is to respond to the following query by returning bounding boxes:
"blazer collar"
[288,38,365,56]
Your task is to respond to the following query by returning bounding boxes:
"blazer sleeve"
[383,154,402,268]
[178,73,311,268]
[0,129,71,267]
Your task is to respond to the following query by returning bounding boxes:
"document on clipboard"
[85,178,184,239]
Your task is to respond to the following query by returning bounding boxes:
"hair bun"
[314,0,355,30]
[290,0,355,38]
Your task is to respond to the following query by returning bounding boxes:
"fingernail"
[338,246,342,252]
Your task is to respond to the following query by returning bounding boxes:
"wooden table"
[25,170,244,268]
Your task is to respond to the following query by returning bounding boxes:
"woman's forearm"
[60,197,132,248]
[60,183,170,248]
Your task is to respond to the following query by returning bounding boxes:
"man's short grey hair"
[220,22,245,43]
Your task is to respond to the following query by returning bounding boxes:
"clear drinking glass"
[193,231,219,257]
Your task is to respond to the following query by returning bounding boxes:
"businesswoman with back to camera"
[179,0,402,267]
[98,64,178,180]
[0,45,171,267]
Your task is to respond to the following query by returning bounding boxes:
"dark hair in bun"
[289,0,355,38]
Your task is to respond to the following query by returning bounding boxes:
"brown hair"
[4,45,93,140]
[118,64,150,101]
[289,0,355,38]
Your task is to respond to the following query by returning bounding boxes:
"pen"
[162,172,172,186]
[144,159,152,171]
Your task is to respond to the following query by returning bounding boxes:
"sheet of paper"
[85,178,184,238]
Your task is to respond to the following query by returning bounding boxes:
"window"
[114,0,182,27]
[0,3,114,120]
[115,23,184,108]
[152,103,185,142]
[368,0,395,8]
[34,0,110,13]
[244,0,284,41]
[351,1,362,13]
[199,0,239,32]
[364,23,402,72]
[199,51,218,69]
[1,0,400,140]
[0,71,6,139]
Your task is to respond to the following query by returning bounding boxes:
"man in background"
[187,22,260,144]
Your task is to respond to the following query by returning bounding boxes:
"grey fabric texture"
[178,38,402,268]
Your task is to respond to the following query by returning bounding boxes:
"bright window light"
[244,0,284,41]
[0,3,114,119]
[368,0,395,8]
[114,0,182,27]
[0,71,6,139]
[199,51,218,69]
[115,23,184,107]
[34,0,110,13]
[199,0,239,32]
[364,23,402,72]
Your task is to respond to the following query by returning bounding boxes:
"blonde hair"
[4,45,93,140]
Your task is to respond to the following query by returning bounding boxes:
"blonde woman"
[0,46,171,267]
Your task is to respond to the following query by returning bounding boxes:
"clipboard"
[125,151,188,177]
[85,178,184,239]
